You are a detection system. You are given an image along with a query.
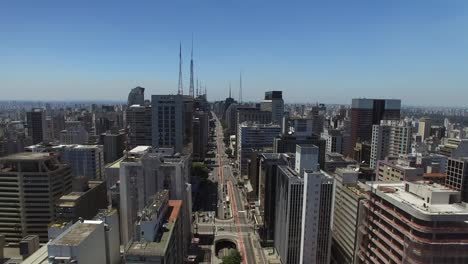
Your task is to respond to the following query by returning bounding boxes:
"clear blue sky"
[1,0,468,106]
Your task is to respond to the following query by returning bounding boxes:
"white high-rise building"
[370,120,412,169]
[274,144,334,264]
[119,146,192,251]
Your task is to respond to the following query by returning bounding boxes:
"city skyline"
[2,1,468,105]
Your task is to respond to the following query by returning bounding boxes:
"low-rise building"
[376,158,423,182]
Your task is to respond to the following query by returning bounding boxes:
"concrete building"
[418,117,432,141]
[257,153,293,246]
[119,146,192,254]
[376,158,423,182]
[261,91,284,126]
[347,98,401,157]
[126,105,152,148]
[446,157,468,203]
[330,168,367,264]
[274,145,334,264]
[59,123,89,145]
[324,152,356,172]
[100,129,126,164]
[55,180,108,223]
[273,134,326,170]
[438,138,468,158]
[224,103,238,135]
[128,86,145,106]
[0,152,72,244]
[125,196,184,264]
[60,144,105,180]
[26,108,47,144]
[151,94,193,153]
[192,111,209,161]
[48,208,120,264]
[321,128,344,154]
[234,106,272,149]
[356,181,468,263]
[370,120,412,169]
[237,122,281,176]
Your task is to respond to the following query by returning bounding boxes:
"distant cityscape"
[2,71,468,264]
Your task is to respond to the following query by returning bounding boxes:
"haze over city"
[1,0,468,105]
[2,1,468,264]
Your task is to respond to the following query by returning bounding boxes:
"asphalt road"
[212,112,257,264]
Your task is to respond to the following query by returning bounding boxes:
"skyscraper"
[126,105,152,148]
[26,108,47,144]
[151,94,193,153]
[418,117,432,141]
[237,122,281,176]
[370,120,412,168]
[0,153,72,244]
[261,91,284,126]
[127,86,145,106]
[347,98,401,157]
[274,145,334,264]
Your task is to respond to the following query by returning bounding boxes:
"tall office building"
[0,153,72,244]
[126,105,152,148]
[370,120,412,168]
[60,144,105,180]
[261,91,284,126]
[418,117,432,141]
[119,146,192,253]
[330,168,367,264]
[151,94,193,153]
[356,181,468,263]
[26,108,47,144]
[321,128,344,154]
[237,122,281,176]
[234,106,272,141]
[55,180,108,223]
[127,86,145,106]
[274,134,326,170]
[192,111,209,161]
[59,123,89,145]
[100,129,126,164]
[347,98,401,157]
[274,145,334,264]
[308,103,326,135]
[257,153,292,246]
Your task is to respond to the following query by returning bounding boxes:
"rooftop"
[50,223,99,246]
[129,146,152,154]
[0,152,52,161]
[126,229,173,257]
[368,181,468,217]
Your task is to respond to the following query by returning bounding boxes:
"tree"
[222,250,242,264]
[191,162,209,180]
